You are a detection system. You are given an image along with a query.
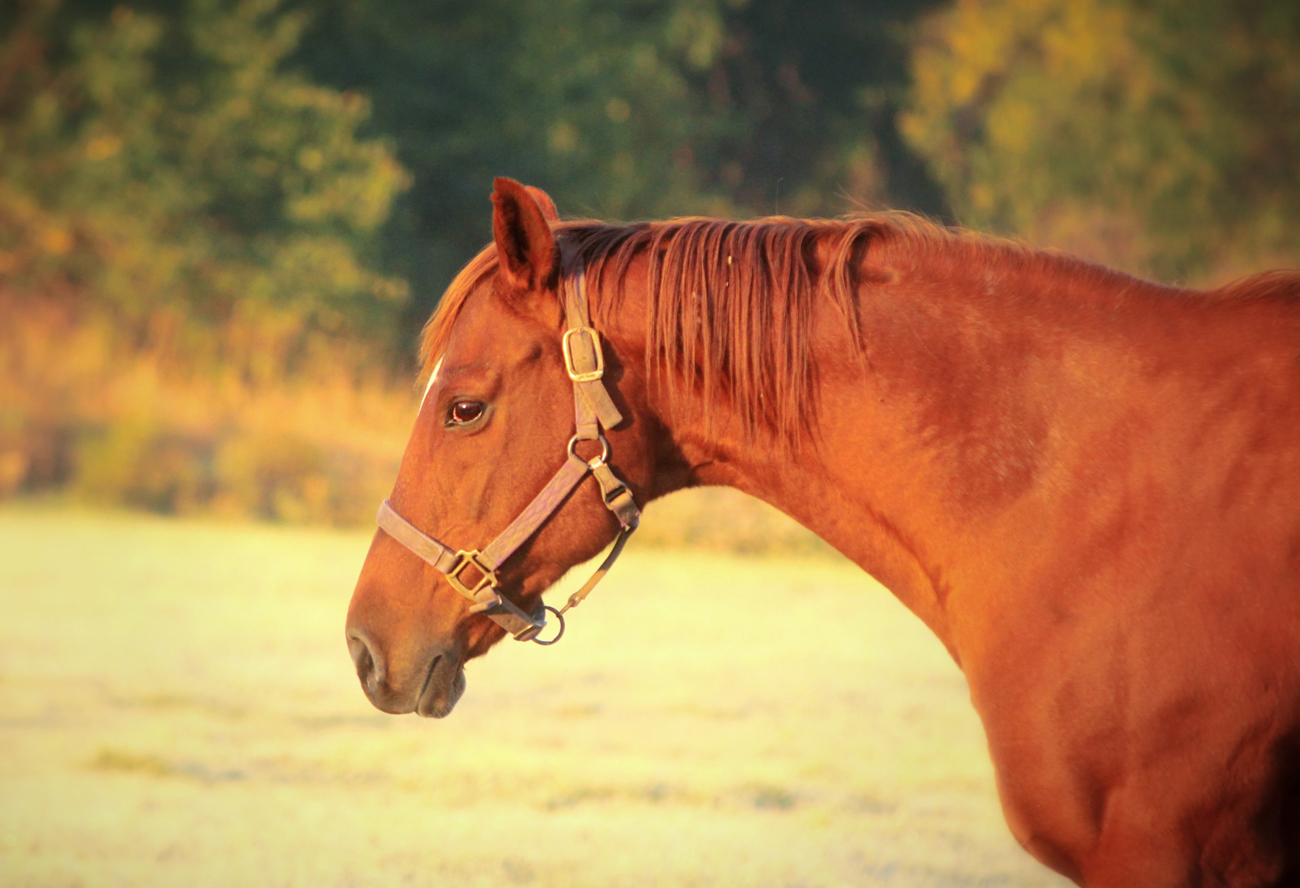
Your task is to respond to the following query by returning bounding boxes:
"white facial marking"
[420,357,444,413]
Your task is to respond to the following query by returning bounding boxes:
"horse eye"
[448,399,485,426]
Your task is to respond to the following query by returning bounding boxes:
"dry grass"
[0,505,1069,887]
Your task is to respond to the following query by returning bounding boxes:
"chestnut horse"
[347,177,1300,885]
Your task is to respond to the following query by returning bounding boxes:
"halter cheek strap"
[375,253,640,644]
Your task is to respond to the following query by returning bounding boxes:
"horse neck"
[597,234,1183,657]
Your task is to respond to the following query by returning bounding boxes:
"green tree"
[296,0,947,338]
[902,0,1300,281]
[700,0,948,219]
[296,0,739,334]
[0,0,409,374]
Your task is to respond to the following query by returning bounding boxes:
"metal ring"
[567,434,610,467]
[531,605,566,646]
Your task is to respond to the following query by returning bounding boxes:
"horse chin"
[416,653,466,718]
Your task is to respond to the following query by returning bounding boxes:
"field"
[0,503,1068,887]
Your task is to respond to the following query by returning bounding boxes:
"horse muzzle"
[347,629,466,718]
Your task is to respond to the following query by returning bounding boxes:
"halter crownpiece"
[375,248,640,644]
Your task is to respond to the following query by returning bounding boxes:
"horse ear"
[525,186,559,223]
[491,177,557,293]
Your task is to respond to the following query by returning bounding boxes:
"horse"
[346,177,1300,886]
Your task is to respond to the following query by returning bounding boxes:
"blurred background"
[1,0,1297,885]
[3,0,1297,518]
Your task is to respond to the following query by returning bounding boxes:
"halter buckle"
[446,549,499,602]
[562,327,605,383]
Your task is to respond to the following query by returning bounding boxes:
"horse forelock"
[418,245,499,389]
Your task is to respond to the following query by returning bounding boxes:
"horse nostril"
[347,632,381,689]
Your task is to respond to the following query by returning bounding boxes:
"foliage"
[902,0,1300,281]
[0,0,415,520]
[701,0,948,219]
[11,0,1296,522]
[1,0,948,522]
[0,284,413,521]
[0,0,409,371]
[296,0,947,327]
[294,0,735,323]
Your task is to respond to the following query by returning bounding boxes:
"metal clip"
[530,605,566,646]
[568,433,610,467]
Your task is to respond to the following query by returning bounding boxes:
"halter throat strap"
[375,253,639,644]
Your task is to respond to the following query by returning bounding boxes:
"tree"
[700,0,949,219]
[902,0,1300,282]
[296,0,948,337]
[0,0,409,373]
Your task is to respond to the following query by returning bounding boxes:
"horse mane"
[572,215,901,444]
[418,212,1114,445]
[425,213,911,444]
[1212,268,1300,303]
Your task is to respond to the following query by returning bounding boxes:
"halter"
[375,252,640,645]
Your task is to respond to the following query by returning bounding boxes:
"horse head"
[345,177,653,717]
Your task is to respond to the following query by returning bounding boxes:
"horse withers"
[346,177,1300,886]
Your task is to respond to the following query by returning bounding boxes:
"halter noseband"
[375,252,640,645]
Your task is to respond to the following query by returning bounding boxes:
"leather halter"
[375,253,640,644]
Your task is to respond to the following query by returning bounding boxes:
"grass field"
[0,504,1069,888]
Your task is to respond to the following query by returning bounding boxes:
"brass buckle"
[446,549,499,601]
[562,327,604,383]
